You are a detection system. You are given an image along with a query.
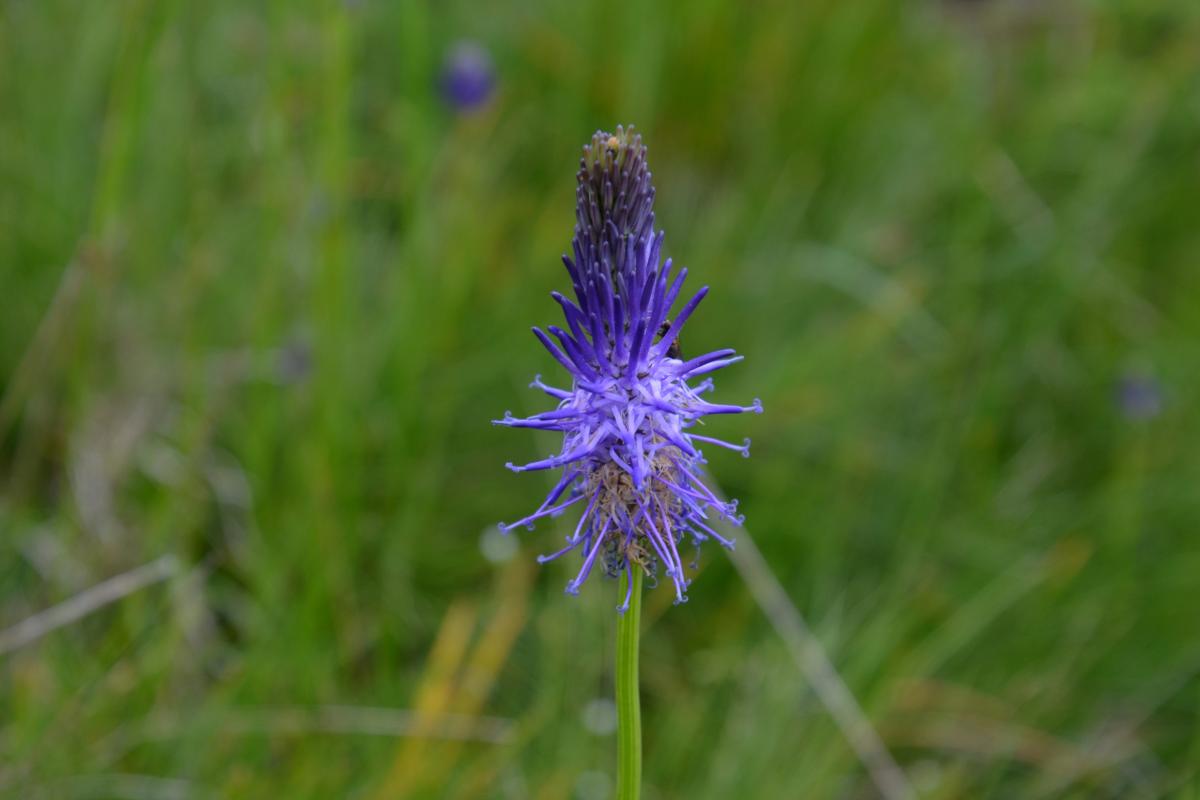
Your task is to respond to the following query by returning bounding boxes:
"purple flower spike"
[440,41,495,111]
[496,127,760,609]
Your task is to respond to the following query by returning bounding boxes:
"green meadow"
[2,1,1199,797]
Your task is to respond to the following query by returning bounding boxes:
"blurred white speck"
[910,759,943,794]
[140,441,188,487]
[20,525,87,588]
[206,459,252,509]
[500,767,528,799]
[573,770,611,800]
[480,527,518,564]
[581,697,617,736]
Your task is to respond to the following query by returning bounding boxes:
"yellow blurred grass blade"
[376,558,533,797]
[374,599,478,796]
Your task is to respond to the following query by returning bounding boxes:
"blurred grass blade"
[705,470,915,800]
[0,555,179,657]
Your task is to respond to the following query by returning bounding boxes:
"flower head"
[496,126,761,611]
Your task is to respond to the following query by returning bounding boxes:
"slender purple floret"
[496,126,761,609]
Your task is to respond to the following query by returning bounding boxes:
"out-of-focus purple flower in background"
[1115,373,1163,421]
[276,338,313,385]
[440,41,495,112]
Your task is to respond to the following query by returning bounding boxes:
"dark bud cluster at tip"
[574,126,657,293]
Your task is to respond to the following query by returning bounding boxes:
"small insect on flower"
[495,126,761,611]
[657,320,683,360]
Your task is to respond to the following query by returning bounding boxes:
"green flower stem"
[616,567,644,800]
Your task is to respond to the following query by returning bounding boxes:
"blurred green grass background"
[3,0,1200,797]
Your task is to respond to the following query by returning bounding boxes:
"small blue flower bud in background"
[440,41,495,112]
[1115,373,1163,421]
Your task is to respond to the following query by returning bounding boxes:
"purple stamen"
[499,491,586,532]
